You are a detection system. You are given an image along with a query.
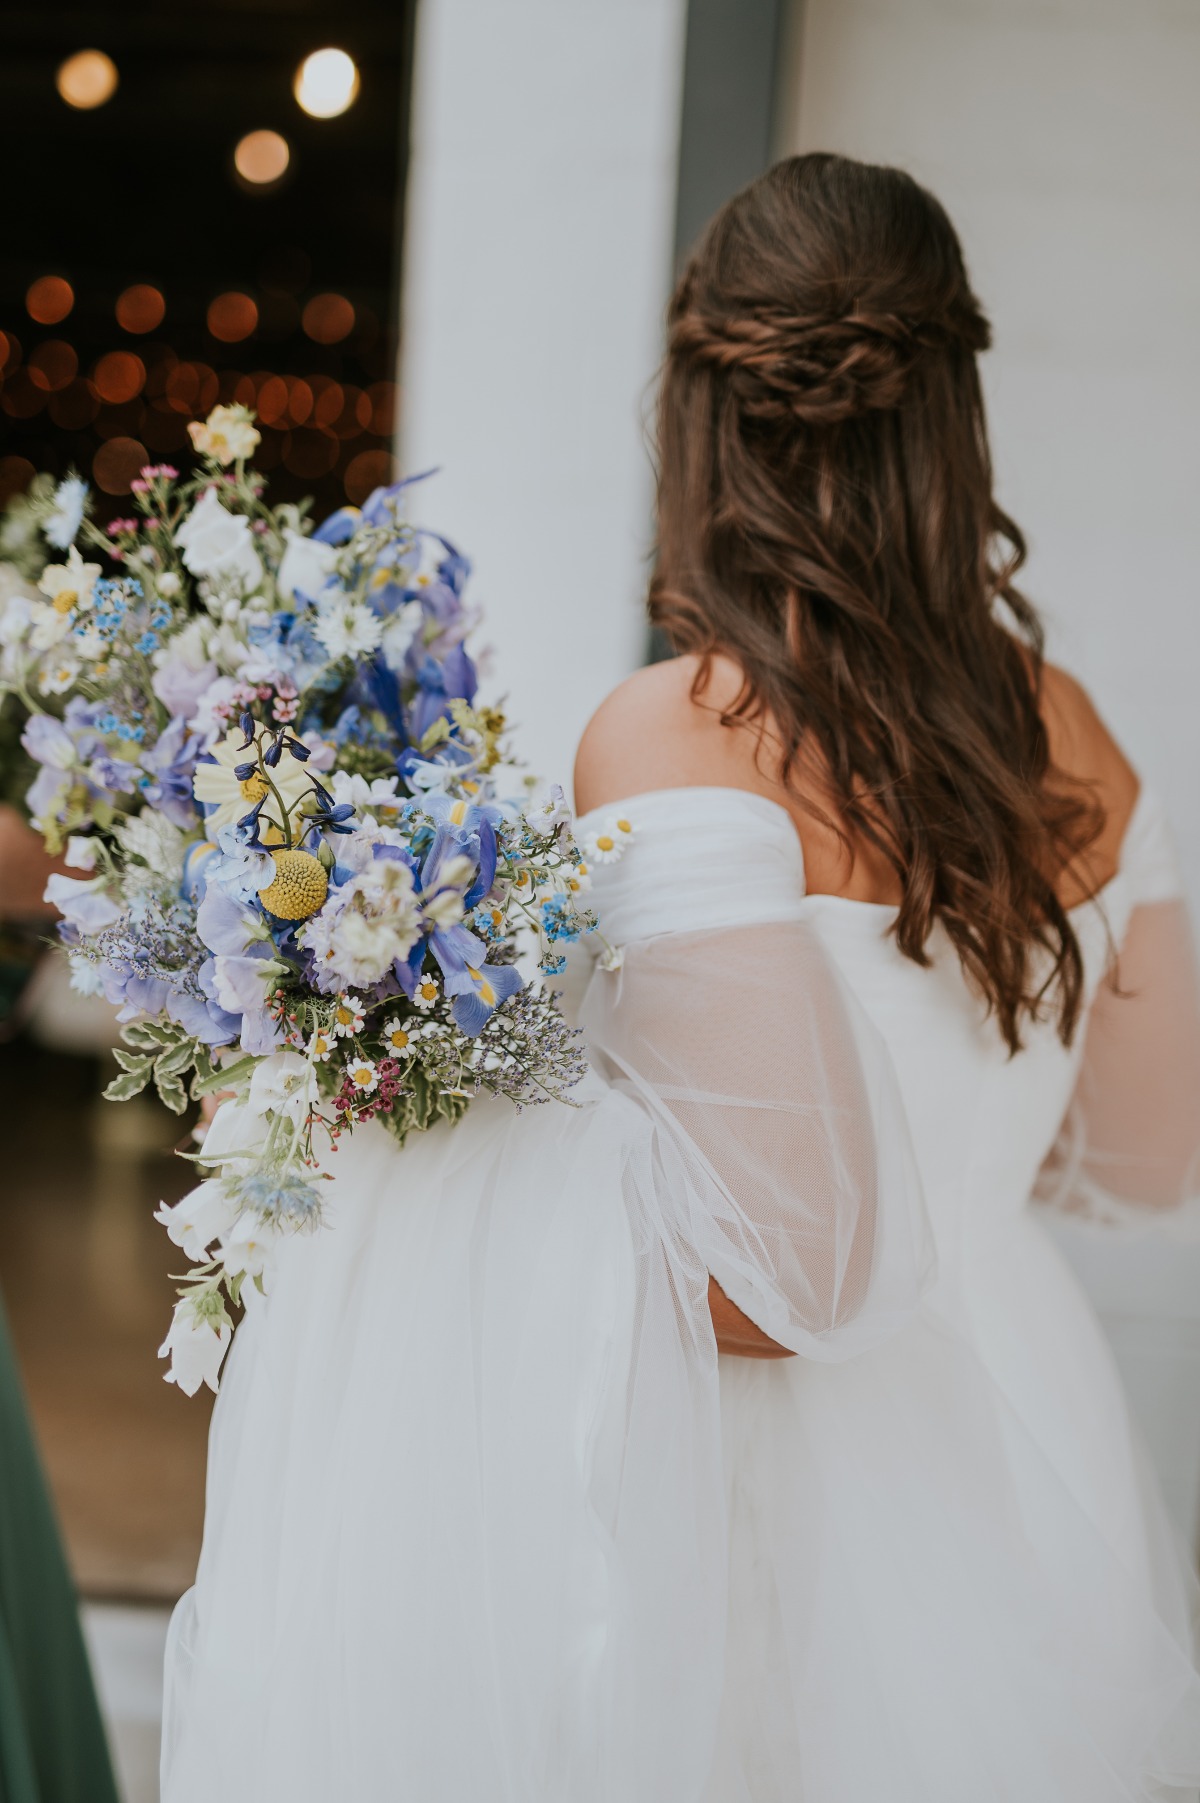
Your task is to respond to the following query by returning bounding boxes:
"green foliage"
[104,1020,231,1115]
[378,1063,471,1148]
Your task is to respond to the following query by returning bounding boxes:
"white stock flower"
[176,487,263,595]
[313,597,383,662]
[159,1298,232,1396]
[310,859,422,989]
[276,527,338,604]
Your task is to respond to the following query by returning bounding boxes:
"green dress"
[0,1290,119,1803]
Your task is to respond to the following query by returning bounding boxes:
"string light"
[293,49,360,119]
[56,50,118,110]
[234,130,290,187]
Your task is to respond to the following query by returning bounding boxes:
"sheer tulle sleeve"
[580,917,936,1358]
[1036,791,1200,1225]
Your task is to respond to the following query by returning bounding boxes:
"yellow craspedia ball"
[258,849,328,921]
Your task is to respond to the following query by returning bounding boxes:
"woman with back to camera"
[163,154,1200,1801]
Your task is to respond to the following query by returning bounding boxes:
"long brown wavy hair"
[653,152,1102,1053]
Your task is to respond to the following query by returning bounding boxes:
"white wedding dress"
[162,783,1200,1802]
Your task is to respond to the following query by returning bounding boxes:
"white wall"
[397,0,688,793]
[784,0,1200,902]
[783,0,1200,1538]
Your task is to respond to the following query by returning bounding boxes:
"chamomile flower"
[308,1027,335,1062]
[345,1056,379,1094]
[411,970,440,1012]
[583,825,625,866]
[564,859,592,894]
[381,1016,417,1058]
[332,994,366,1037]
[38,657,79,696]
[598,944,625,972]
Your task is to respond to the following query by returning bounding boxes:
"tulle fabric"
[1037,788,1200,1228]
[162,782,1200,1801]
[162,916,935,1802]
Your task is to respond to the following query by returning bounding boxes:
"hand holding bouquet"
[0,408,603,1393]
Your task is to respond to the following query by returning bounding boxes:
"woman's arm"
[708,1277,794,1358]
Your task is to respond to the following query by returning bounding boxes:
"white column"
[397,0,688,794]
[781,0,1200,1541]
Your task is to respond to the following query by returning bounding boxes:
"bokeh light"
[93,437,148,495]
[344,449,396,504]
[116,285,166,334]
[293,49,360,119]
[234,130,290,187]
[364,381,397,436]
[255,375,289,427]
[93,352,147,404]
[28,341,79,393]
[302,293,355,345]
[56,50,118,110]
[207,292,259,343]
[26,277,74,326]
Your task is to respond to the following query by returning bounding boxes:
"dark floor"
[0,1031,212,1602]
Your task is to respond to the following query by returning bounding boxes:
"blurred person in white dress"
[162,155,1200,1800]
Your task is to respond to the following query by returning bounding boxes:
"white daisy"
[381,1016,417,1058]
[583,825,625,866]
[38,657,79,696]
[411,970,440,1012]
[331,994,366,1037]
[37,545,101,614]
[308,1027,335,1062]
[192,722,315,842]
[345,1056,379,1094]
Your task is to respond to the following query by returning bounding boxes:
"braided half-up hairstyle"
[653,153,1102,1053]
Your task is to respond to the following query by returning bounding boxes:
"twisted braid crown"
[669,290,992,428]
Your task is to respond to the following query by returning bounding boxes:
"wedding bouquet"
[0,407,607,1393]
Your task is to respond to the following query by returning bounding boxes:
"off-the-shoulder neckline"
[576,781,1148,919]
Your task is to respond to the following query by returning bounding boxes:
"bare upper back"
[573,652,1140,909]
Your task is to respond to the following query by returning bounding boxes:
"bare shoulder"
[1039,661,1140,889]
[574,653,753,815]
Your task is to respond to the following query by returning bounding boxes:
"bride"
[162,153,1200,1800]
